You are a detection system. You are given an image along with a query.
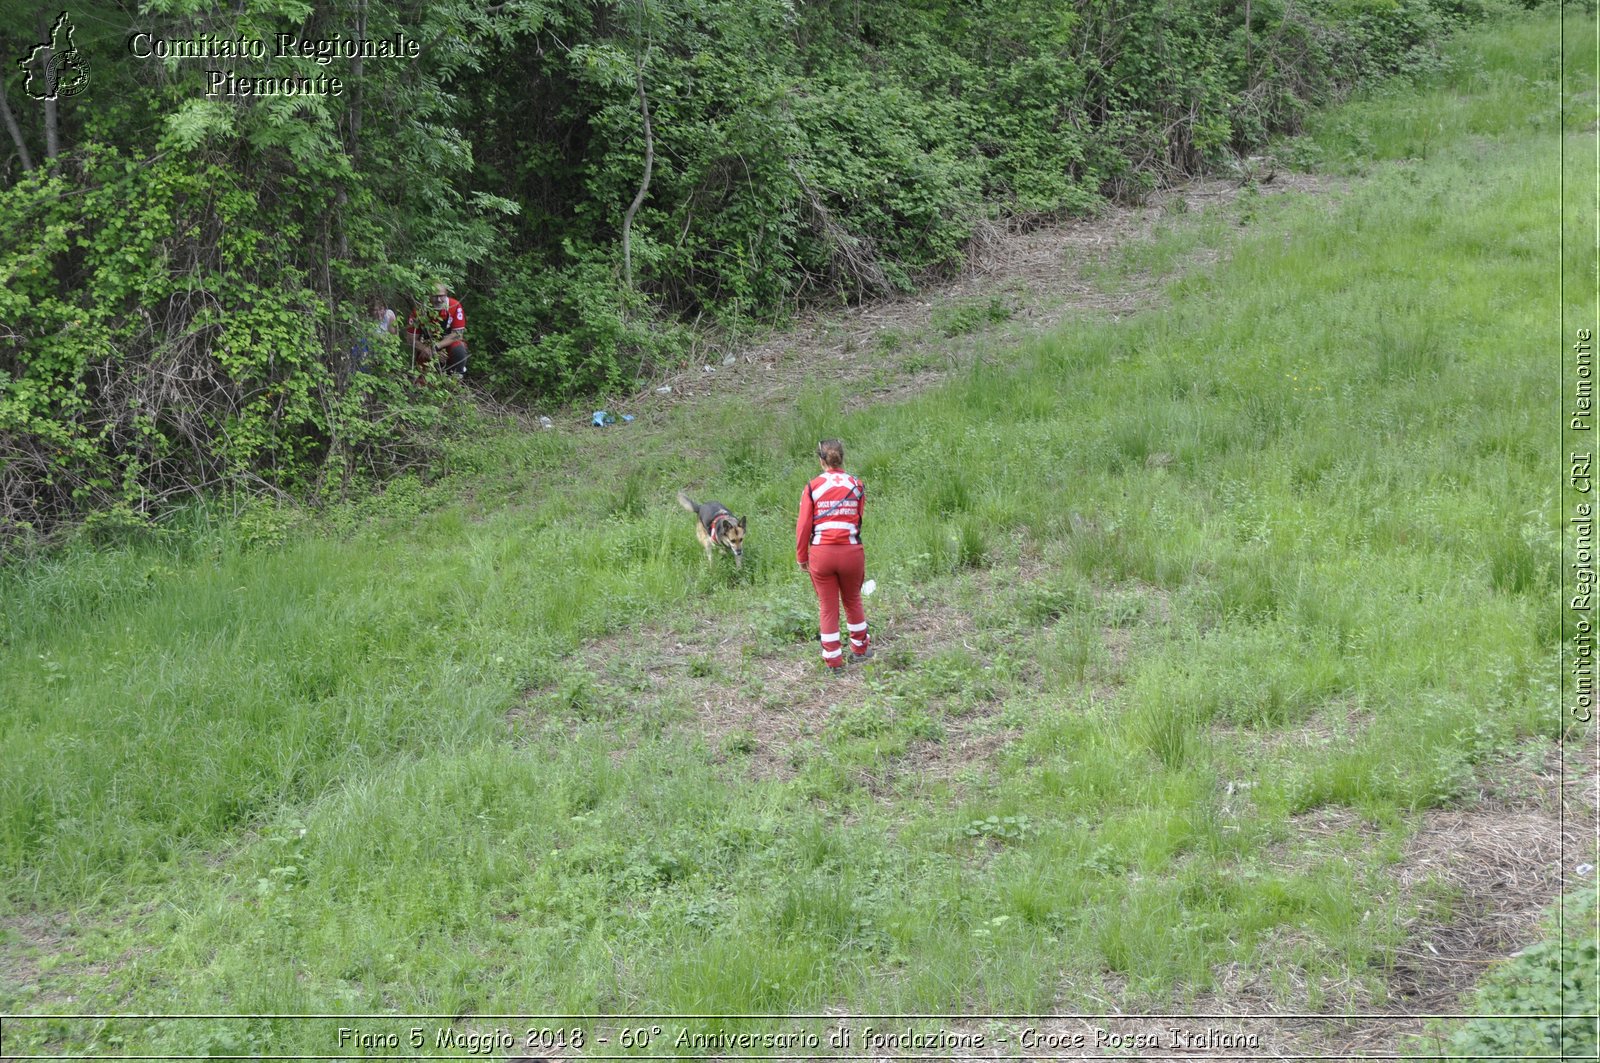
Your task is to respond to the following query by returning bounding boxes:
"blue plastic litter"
[591,410,614,427]
[622,414,635,423]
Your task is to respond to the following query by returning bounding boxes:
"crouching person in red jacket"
[797,438,872,672]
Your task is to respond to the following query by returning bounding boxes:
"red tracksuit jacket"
[796,470,865,564]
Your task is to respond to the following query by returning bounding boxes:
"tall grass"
[0,9,1576,1051]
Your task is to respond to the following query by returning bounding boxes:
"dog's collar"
[708,511,735,544]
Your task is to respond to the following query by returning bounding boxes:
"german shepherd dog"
[678,491,746,568]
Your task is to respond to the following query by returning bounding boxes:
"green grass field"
[0,10,1592,1058]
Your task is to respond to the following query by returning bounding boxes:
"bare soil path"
[617,173,1337,421]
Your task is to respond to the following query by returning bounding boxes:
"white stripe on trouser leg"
[847,622,867,632]
[822,647,843,659]
[820,631,840,641]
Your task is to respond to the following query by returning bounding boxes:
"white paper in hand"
[861,579,877,597]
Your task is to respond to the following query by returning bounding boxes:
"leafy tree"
[0,0,1494,541]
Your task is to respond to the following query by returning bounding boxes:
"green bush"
[458,0,1498,396]
[1,0,1500,540]
[478,253,681,399]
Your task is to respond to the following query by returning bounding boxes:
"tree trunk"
[43,95,57,162]
[1244,0,1253,91]
[620,50,654,294]
[36,12,59,164]
[0,74,34,172]
[336,0,365,260]
[349,0,366,154]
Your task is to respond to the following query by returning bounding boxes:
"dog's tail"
[676,491,698,513]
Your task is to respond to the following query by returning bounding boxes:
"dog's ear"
[738,515,747,529]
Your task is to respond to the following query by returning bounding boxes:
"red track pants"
[807,544,870,668]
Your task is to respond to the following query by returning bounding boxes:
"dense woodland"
[0,0,1504,542]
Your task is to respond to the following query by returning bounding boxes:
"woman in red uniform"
[796,439,872,671]
[403,283,469,382]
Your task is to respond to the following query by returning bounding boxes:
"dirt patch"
[0,913,62,1003]
[1309,735,1598,1057]
[1150,735,1595,1060]
[616,173,1342,420]
[1382,809,1568,1000]
[935,736,1595,1063]
[0,910,146,1011]
[510,562,1119,788]
[881,738,1592,1063]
